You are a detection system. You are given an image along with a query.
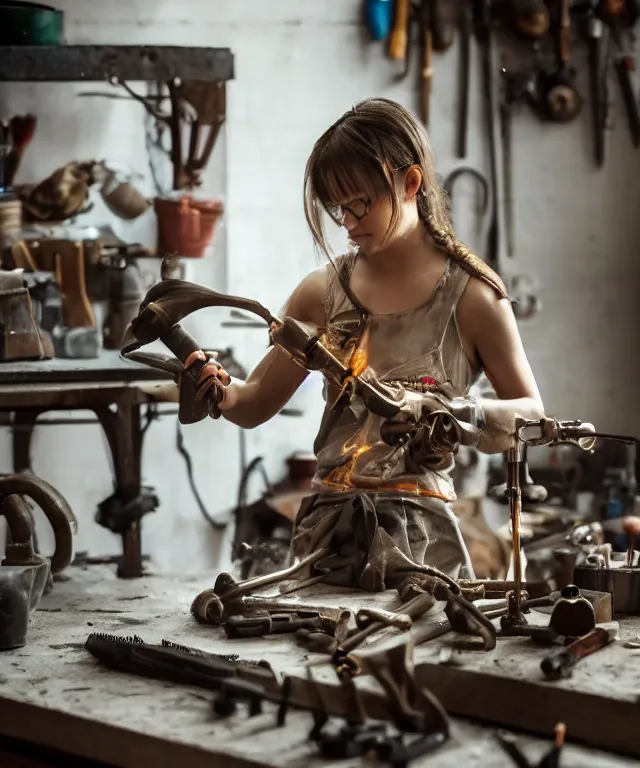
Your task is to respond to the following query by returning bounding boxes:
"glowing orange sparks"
[332,325,371,408]
[350,324,370,378]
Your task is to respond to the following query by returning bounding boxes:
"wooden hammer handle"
[389,0,410,59]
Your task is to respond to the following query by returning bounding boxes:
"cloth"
[312,252,481,502]
[291,491,475,594]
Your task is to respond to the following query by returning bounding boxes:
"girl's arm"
[142,268,328,428]
[457,279,546,453]
[200,267,328,429]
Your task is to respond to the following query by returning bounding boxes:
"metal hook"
[442,166,490,216]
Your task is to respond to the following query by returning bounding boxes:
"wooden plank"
[416,661,640,759]
[0,697,265,768]
[0,46,234,83]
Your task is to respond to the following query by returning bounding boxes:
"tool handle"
[558,0,572,63]
[160,323,226,417]
[421,29,433,126]
[389,0,410,59]
[615,56,640,146]
[365,0,394,40]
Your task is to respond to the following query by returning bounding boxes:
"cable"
[175,419,229,531]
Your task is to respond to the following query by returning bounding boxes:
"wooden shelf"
[0,45,234,82]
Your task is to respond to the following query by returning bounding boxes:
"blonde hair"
[303,97,507,300]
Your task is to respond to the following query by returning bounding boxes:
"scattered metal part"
[574,563,640,614]
[356,606,413,631]
[548,584,596,639]
[190,548,329,625]
[84,631,449,746]
[497,722,565,767]
[541,622,618,681]
[223,611,344,640]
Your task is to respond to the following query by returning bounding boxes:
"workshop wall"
[0,0,638,573]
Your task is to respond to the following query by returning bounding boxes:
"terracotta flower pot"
[154,195,224,258]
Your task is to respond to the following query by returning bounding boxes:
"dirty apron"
[290,252,482,593]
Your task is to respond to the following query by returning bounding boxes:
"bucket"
[154,196,224,258]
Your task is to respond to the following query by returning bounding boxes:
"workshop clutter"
[370,0,640,165]
[0,472,77,650]
[2,235,147,358]
[154,194,224,258]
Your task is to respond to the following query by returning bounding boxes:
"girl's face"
[326,166,422,256]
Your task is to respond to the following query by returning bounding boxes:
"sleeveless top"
[311,251,481,502]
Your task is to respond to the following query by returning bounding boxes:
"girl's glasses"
[327,197,371,224]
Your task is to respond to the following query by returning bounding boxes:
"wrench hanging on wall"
[457,0,473,157]
[475,0,541,320]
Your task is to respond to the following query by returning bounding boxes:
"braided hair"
[303,97,507,301]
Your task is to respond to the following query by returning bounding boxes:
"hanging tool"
[442,166,491,249]
[614,53,640,146]
[443,166,490,219]
[475,0,502,273]
[419,0,434,125]
[500,68,538,256]
[537,0,583,122]
[392,1,434,126]
[430,0,457,51]
[605,0,640,148]
[506,0,551,40]
[364,0,394,40]
[588,7,609,165]
[457,0,473,157]
[389,0,411,61]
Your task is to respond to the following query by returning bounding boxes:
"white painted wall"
[1,1,638,573]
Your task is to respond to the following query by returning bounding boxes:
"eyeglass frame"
[324,163,416,225]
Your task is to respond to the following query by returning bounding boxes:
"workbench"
[0,352,173,578]
[0,564,638,768]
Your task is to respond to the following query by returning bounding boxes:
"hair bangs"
[311,133,389,211]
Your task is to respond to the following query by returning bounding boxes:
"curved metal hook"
[442,166,490,216]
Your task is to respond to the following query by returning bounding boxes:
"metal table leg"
[93,393,158,578]
[11,409,44,474]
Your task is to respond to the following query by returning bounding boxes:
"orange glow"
[322,444,453,501]
[350,324,370,378]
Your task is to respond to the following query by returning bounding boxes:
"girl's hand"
[184,349,236,413]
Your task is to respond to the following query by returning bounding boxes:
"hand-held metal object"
[120,278,419,422]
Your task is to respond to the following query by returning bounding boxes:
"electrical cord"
[175,419,229,531]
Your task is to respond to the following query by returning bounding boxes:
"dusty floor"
[0,564,638,767]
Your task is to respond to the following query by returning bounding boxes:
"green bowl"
[0,1,64,46]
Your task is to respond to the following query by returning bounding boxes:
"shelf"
[0,45,234,83]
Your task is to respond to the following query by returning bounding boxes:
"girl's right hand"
[184,349,236,414]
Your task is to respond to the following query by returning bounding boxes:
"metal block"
[0,45,234,83]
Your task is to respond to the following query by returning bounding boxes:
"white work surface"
[0,565,638,768]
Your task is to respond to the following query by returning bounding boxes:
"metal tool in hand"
[121,278,432,425]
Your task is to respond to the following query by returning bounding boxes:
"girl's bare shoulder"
[281,266,328,326]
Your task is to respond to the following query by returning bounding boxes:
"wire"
[174,419,229,530]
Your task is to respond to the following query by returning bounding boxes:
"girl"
[173,98,545,597]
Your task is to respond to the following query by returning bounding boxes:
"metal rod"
[507,441,525,618]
